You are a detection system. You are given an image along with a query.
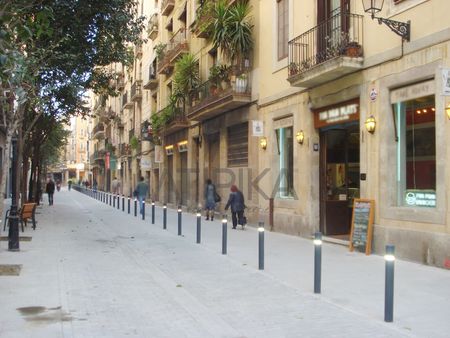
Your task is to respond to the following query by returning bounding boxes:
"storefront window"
[275,126,294,198]
[392,95,436,207]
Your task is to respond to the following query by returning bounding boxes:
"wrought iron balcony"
[148,14,159,40]
[193,1,213,38]
[157,29,188,75]
[92,123,105,139]
[288,11,364,88]
[131,81,142,101]
[143,65,159,90]
[161,0,175,16]
[122,92,133,109]
[188,72,251,122]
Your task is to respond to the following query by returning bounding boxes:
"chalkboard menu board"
[349,199,375,255]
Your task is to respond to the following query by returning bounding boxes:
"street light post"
[8,134,20,251]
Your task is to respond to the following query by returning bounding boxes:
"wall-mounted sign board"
[349,199,375,255]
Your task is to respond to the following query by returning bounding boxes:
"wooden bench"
[3,203,38,232]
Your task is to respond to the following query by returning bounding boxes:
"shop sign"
[140,157,152,170]
[369,88,377,102]
[252,120,264,136]
[404,190,436,207]
[442,69,450,96]
[390,79,435,103]
[154,145,163,163]
[315,102,359,128]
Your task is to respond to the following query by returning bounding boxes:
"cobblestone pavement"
[0,189,448,337]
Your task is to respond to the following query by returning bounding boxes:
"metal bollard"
[151,201,155,224]
[113,195,116,208]
[258,222,265,270]
[122,195,125,212]
[222,214,227,255]
[384,245,395,322]
[127,197,130,214]
[134,198,137,217]
[196,209,201,244]
[142,201,145,220]
[314,232,322,294]
[177,206,182,236]
[109,194,112,206]
[163,204,167,229]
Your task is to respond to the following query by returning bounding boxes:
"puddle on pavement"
[17,306,74,323]
[0,264,22,276]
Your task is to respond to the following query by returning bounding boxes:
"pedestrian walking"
[45,178,56,206]
[204,179,220,221]
[224,185,246,229]
[111,177,121,194]
[68,179,72,191]
[93,178,98,192]
[134,176,149,215]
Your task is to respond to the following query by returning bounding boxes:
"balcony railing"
[131,81,142,101]
[148,14,159,40]
[143,64,159,90]
[188,72,251,121]
[161,0,175,16]
[193,1,213,38]
[119,143,131,157]
[92,123,105,139]
[122,92,133,109]
[288,11,363,85]
[157,29,188,74]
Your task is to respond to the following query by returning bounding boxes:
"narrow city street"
[0,189,449,338]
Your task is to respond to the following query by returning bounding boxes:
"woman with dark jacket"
[224,185,245,229]
[204,179,218,221]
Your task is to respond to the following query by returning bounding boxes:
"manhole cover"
[0,264,22,276]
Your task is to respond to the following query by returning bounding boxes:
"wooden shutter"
[277,0,289,60]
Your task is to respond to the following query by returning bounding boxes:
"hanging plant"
[130,135,139,150]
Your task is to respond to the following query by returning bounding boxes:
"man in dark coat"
[45,178,56,206]
[224,185,246,229]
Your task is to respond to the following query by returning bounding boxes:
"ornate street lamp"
[362,0,410,42]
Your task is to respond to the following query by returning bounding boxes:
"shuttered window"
[277,0,289,60]
[227,122,248,167]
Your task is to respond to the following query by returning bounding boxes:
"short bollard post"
[222,214,227,255]
[127,197,130,214]
[122,195,125,212]
[177,206,182,236]
[314,232,322,294]
[258,222,265,270]
[142,201,145,220]
[117,195,120,209]
[113,195,116,208]
[134,198,137,217]
[384,245,395,323]
[109,194,112,206]
[163,204,167,229]
[196,209,201,244]
[151,201,155,224]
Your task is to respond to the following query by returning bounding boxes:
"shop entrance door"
[320,123,360,238]
[180,152,188,205]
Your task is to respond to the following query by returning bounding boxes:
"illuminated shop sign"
[404,190,436,207]
[314,101,359,128]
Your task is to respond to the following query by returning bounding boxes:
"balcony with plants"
[131,81,142,101]
[192,0,214,38]
[148,13,159,40]
[143,63,159,90]
[287,11,364,88]
[161,0,175,16]
[188,0,253,121]
[156,29,189,75]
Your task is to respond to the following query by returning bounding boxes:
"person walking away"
[46,178,56,206]
[93,178,98,192]
[68,179,72,191]
[134,176,149,215]
[111,177,120,194]
[224,185,246,229]
[56,179,61,192]
[204,179,219,221]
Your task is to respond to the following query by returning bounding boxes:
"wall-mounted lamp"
[296,131,305,145]
[362,0,410,42]
[446,104,450,120]
[365,115,376,134]
[260,137,267,150]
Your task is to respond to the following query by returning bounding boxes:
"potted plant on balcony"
[345,41,363,57]
[154,42,167,61]
[173,53,200,106]
[208,64,221,95]
[288,62,299,77]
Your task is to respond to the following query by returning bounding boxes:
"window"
[277,0,289,60]
[227,122,248,167]
[275,126,293,198]
[392,95,435,207]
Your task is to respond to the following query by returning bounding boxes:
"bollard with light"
[151,201,155,224]
[177,206,182,236]
[384,244,395,322]
[142,201,145,220]
[113,194,116,208]
[163,204,167,229]
[134,198,137,217]
[122,195,125,212]
[127,197,130,214]
[222,214,227,255]
[196,209,201,244]
[314,232,322,294]
[117,195,120,210]
[258,222,265,270]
